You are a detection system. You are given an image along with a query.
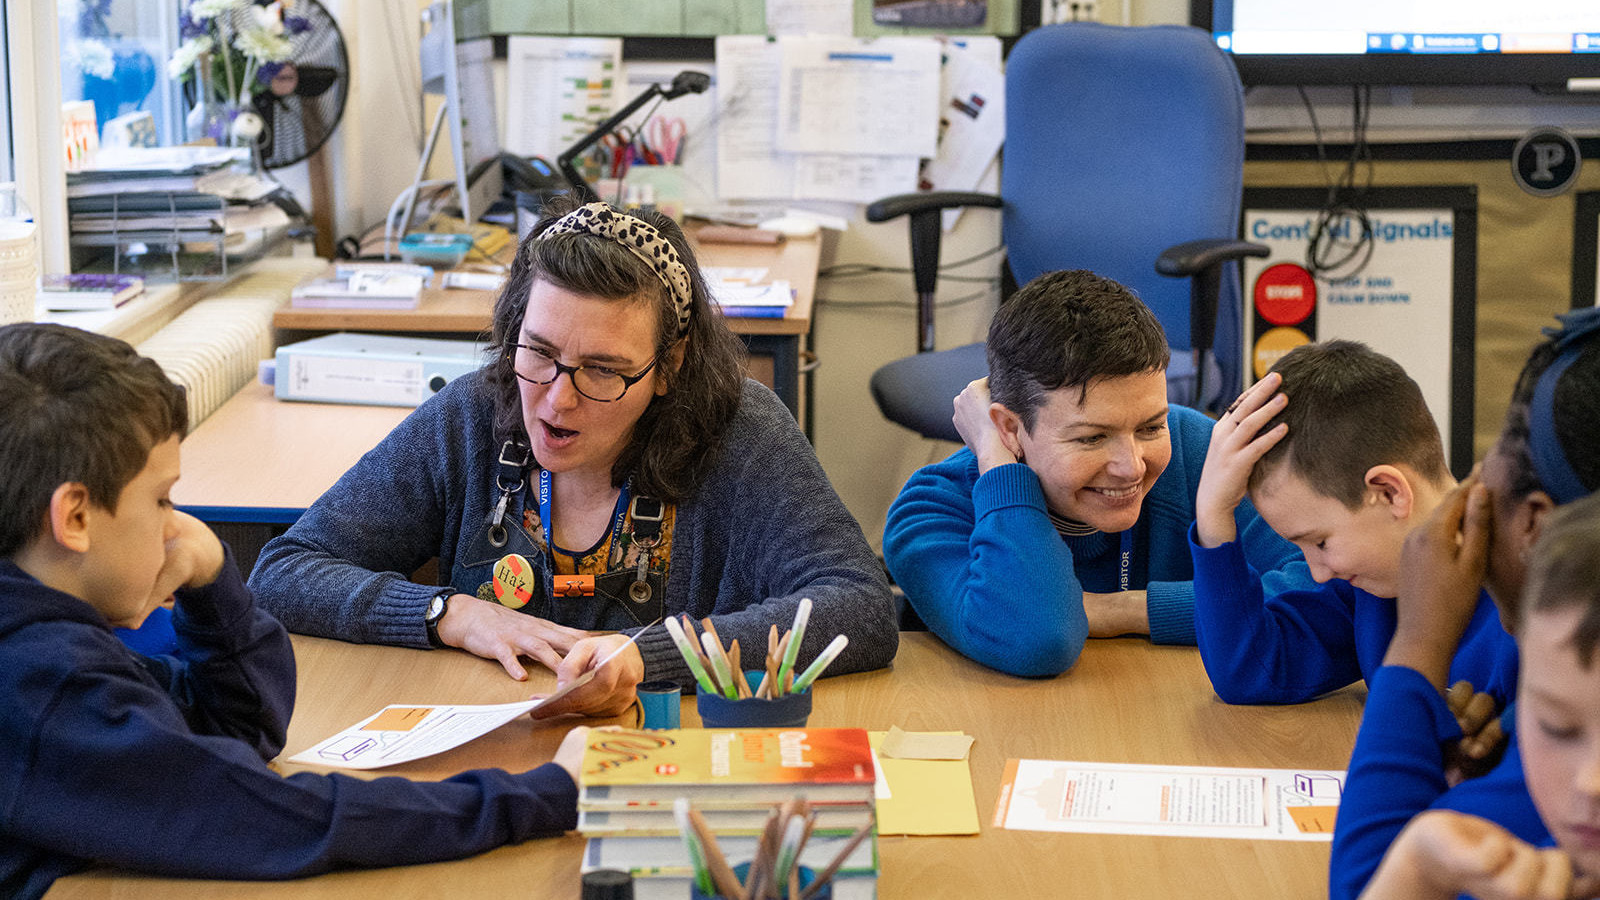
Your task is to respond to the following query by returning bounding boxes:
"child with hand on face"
[0,324,588,899]
[1360,492,1600,900]
[1331,309,1600,899]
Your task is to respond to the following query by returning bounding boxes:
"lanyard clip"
[629,496,664,548]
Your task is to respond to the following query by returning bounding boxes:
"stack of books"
[578,727,879,899]
[37,273,145,311]
[290,263,431,310]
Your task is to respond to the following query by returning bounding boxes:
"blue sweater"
[1330,665,1545,900]
[882,405,1303,677]
[249,374,897,693]
[0,552,577,898]
[1190,531,1520,705]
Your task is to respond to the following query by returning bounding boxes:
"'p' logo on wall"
[1513,128,1582,198]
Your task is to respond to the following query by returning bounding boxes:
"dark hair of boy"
[1522,491,1600,665]
[1494,337,1600,505]
[1245,340,1449,509]
[485,195,748,503]
[0,323,187,558]
[985,269,1171,431]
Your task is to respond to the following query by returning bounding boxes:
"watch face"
[427,593,446,622]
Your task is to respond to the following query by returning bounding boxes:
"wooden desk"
[172,381,410,526]
[46,634,1364,899]
[272,232,821,422]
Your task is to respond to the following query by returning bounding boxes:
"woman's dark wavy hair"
[485,197,747,502]
[1495,333,1600,505]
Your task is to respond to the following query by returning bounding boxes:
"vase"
[184,57,236,146]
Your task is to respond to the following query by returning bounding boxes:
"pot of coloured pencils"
[697,670,812,728]
[690,862,829,900]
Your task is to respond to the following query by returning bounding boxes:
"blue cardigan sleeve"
[1329,665,1461,900]
[1189,524,1362,705]
[884,454,1088,677]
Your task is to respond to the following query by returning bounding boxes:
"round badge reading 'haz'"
[1513,127,1582,198]
[492,553,534,609]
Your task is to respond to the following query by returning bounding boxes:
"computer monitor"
[415,1,501,225]
[1195,0,1600,86]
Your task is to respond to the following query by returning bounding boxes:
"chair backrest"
[1002,23,1247,388]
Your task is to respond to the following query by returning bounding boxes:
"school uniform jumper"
[881,405,1304,677]
[1329,665,1546,900]
[0,553,577,900]
[1189,532,1520,705]
[248,373,897,694]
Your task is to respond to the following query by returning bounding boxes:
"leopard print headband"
[541,202,693,337]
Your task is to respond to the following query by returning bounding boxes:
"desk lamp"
[556,70,710,204]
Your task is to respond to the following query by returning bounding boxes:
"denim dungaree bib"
[455,441,665,630]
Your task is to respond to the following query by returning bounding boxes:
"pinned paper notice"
[879,725,973,760]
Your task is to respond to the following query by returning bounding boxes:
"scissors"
[599,131,631,178]
[645,117,686,165]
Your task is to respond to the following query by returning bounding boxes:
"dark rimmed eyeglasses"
[506,342,659,402]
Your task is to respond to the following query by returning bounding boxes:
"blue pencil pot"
[688,862,829,900]
[695,670,812,728]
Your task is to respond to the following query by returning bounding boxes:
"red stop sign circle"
[1253,263,1316,326]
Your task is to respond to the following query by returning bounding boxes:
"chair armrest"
[1154,238,1270,278]
[866,191,1003,222]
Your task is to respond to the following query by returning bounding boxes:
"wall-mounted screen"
[1193,0,1600,86]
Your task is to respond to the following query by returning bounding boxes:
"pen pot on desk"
[689,862,829,900]
[696,670,812,728]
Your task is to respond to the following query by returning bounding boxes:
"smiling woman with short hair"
[882,269,1303,677]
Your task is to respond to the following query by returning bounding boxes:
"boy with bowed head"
[1190,340,1517,707]
[1331,309,1600,900]
[882,268,1305,677]
[0,324,589,898]
[249,199,896,715]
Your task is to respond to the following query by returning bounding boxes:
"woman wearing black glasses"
[249,200,896,718]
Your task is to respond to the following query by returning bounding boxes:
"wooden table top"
[46,633,1363,899]
[272,230,820,338]
[171,381,411,521]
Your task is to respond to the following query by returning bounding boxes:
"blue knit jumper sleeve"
[1329,665,1547,900]
[0,551,578,899]
[882,405,1301,677]
[248,374,897,691]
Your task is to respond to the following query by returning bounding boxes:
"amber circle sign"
[1253,326,1312,379]
[1253,263,1316,326]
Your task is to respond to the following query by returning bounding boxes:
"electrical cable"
[1298,84,1376,281]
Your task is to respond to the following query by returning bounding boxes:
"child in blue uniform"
[0,324,587,899]
[1357,492,1600,900]
[1190,340,1517,706]
[883,269,1304,676]
[1331,309,1600,899]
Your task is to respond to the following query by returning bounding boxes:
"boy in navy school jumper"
[1189,340,1518,707]
[1332,309,1600,900]
[1358,494,1600,900]
[0,324,587,899]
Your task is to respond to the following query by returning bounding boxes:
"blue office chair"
[867,23,1268,442]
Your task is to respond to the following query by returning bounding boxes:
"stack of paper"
[290,264,430,310]
[704,266,793,319]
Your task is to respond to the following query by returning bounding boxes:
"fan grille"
[242,0,349,169]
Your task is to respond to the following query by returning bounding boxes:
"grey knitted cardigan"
[247,371,898,688]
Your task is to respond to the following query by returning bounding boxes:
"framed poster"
[1572,191,1600,309]
[1240,187,1477,476]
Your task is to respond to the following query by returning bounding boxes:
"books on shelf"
[37,273,145,311]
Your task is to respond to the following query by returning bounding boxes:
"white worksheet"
[776,36,941,158]
[995,759,1344,841]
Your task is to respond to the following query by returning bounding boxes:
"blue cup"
[696,670,812,728]
[688,862,829,900]
[637,680,681,730]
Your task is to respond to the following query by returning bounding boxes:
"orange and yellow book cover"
[581,727,874,786]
